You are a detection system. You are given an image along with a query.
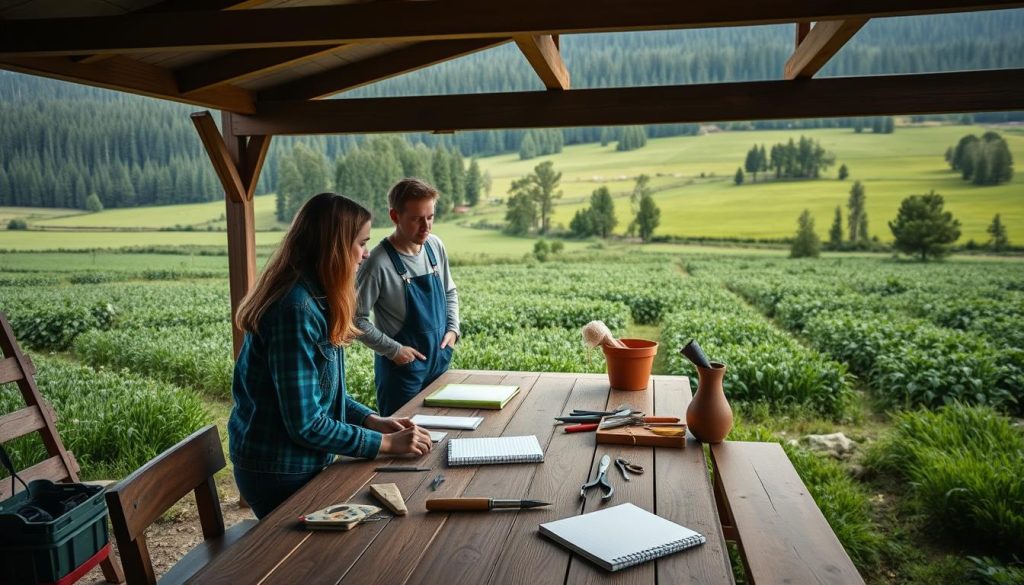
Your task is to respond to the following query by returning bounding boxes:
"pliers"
[615,457,644,481]
[580,454,614,500]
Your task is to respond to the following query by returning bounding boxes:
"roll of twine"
[581,320,626,349]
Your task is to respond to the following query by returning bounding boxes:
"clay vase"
[602,338,658,391]
[686,362,733,443]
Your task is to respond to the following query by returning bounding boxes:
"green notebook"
[423,384,520,409]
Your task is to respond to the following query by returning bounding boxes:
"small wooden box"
[595,419,686,449]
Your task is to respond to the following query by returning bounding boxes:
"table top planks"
[186,370,735,585]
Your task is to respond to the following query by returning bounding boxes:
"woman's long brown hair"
[236,193,371,346]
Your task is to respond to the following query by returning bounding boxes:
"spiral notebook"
[447,435,544,466]
[539,503,706,572]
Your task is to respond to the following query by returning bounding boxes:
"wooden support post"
[190,111,268,358]
[222,112,260,358]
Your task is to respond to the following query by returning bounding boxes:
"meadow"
[1,246,1022,584]
[2,126,1021,253]
[469,125,1024,243]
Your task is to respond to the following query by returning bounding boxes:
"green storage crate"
[0,479,109,584]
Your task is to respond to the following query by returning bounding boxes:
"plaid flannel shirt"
[228,278,382,474]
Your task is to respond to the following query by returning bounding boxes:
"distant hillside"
[2,10,1023,210]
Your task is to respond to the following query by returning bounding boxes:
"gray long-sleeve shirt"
[355,234,460,360]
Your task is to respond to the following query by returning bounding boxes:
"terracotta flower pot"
[686,362,733,443]
[602,338,658,391]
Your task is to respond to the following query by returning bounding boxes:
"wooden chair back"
[104,425,228,585]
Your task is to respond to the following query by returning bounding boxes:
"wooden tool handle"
[426,498,490,511]
[564,423,599,433]
[643,416,680,423]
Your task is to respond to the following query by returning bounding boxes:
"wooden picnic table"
[186,369,735,585]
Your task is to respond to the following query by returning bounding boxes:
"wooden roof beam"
[515,35,570,90]
[2,0,1022,56]
[259,38,506,101]
[785,19,868,79]
[176,45,348,94]
[75,0,273,65]
[0,56,255,113]
[238,69,1024,135]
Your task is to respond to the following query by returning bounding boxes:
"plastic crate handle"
[0,443,29,497]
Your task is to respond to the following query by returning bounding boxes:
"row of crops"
[687,256,1024,415]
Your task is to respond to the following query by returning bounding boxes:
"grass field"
[3,125,1022,250]
[0,222,592,258]
[470,125,1024,242]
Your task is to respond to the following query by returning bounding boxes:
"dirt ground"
[80,475,254,584]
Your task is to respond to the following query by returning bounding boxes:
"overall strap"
[423,240,439,270]
[379,237,411,283]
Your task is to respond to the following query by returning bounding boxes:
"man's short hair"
[388,178,439,213]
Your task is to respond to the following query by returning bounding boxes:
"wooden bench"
[710,441,864,585]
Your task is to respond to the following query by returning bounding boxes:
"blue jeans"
[233,467,321,519]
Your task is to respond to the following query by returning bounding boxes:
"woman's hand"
[378,424,432,456]
[364,414,414,433]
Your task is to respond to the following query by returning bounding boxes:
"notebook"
[447,435,544,466]
[423,384,520,409]
[539,503,706,572]
[410,414,483,430]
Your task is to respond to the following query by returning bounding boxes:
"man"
[356,178,461,416]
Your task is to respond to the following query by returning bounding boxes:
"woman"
[228,192,432,519]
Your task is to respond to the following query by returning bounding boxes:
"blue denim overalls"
[374,238,453,416]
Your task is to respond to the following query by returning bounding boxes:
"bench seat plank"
[710,441,864,585]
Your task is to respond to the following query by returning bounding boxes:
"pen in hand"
[425,498,550,511]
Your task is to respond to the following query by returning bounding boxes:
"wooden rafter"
[785,19,868,79]
[231,69,1024,136]
[259,39,506,101]
[2,0,1022,56]
[239,134,271,201]
[176,45,348,94]
[0,55,255,113]
[191,112,248,203]
[515,35,570,90]
[795,22,811,46]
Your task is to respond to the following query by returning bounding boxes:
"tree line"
[946,131,1014,186]
[793,181,1011,260]
[1,11,1023,209]
[735,136,836,184]
[277,136,485,222]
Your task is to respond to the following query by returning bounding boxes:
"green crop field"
[3,248,1023,583]
[469,125,1024,242]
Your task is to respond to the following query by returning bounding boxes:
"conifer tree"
[465,159,482,206]
[519,133,538,160]
[889,191,961,261]
[987,213,1009,251]
[635,194,660,242]
[829,206,843,248]
[790,209,821,258]
[85,192,104,212]
[734,168,745,185]
[847,180,867,243]
[587,186,617,238]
